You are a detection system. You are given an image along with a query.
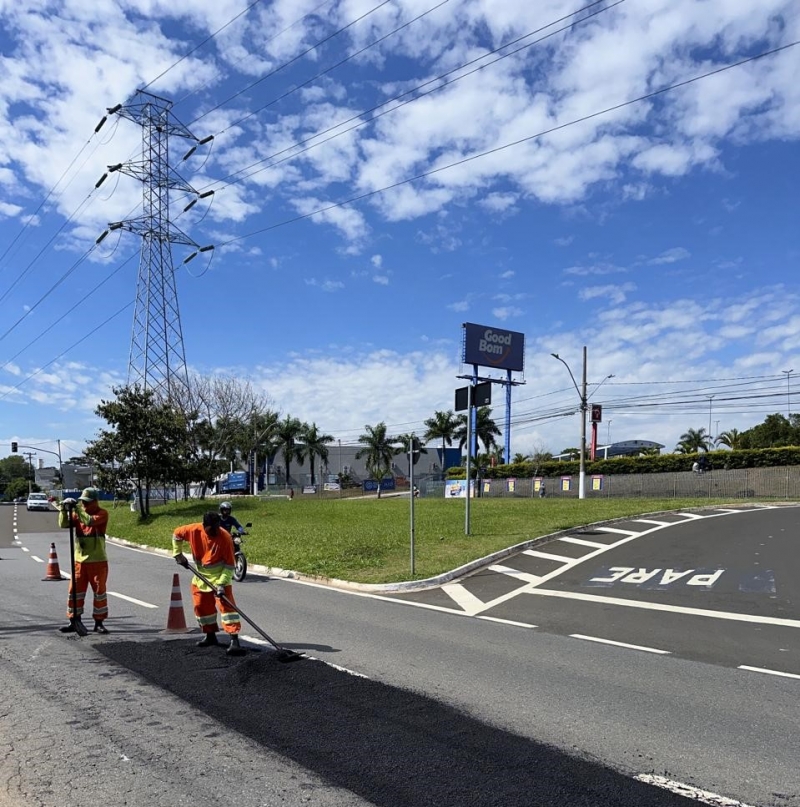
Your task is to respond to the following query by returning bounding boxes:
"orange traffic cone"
[42,543,64,581]
[161,573,191,633]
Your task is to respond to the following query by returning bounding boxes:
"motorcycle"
[232,521,252,582]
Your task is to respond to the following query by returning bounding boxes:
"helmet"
[219,501,232,514]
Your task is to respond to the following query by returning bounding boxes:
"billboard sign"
[462,322,525,371]
[455,381,492,411]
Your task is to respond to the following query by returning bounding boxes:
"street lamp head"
[550,353,559,359]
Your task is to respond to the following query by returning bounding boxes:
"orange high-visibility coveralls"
[58,502,110,623]
[172,523,242,636]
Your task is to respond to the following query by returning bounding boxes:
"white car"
[26,493,51,511]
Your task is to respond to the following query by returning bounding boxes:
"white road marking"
[570,634,670,654]
[31,555,44,562]
[675,511,704,519]
[107,592,158,609]
[632,518,672,526]
[635,774,757,806]
[593,526,639,536]
[488,564,542,584]
[523,549,573,563]
[441,582,485,615]
[526,588,800,628]
[738,665,800,680]
[559,535,609,549]
[477,615,536,628]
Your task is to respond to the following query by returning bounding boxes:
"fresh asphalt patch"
[97,638,707,807]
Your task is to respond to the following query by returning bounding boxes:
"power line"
[203,0,618,190]
[140,0,267,93]
[219,39,800,248]
[189,0,393,126]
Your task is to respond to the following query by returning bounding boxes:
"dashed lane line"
[569,634,670,655]
[738,665,800,680]
[634,774,757,806]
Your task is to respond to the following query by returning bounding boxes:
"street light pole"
[706,395,714,441]
[782,370,793,417]
[551,346,588,499]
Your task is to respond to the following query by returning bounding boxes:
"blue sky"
[1,0,799,467]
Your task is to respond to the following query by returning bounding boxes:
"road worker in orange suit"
[57,487,110,634]
[173,511,246,656]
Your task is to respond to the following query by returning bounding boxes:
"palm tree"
[675,427,712,454]
[356,422,400,498]
[423,410,458,476]
[715,428,743,450]
[512,452,531,464]
[274,416,304,487]
[300,422,334,486]
[454,407,501,457]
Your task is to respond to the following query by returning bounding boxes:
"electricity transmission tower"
[98,90,212,399]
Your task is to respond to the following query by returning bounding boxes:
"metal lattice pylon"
[106,90,203,399]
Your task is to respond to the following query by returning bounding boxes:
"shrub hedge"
[446,446,800,479]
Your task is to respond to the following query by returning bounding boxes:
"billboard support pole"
[505,369,512,462]
[465,385,473,535]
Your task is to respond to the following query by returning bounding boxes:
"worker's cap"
[79,487,99,502]
[203,511,221,530]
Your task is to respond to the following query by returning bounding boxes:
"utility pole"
[782,370,793,417]
[96,90,214,400]
[24,452,36,494]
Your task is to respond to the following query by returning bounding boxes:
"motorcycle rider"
[218,501,245,537]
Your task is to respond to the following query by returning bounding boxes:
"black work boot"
[196,632,219,647]
[226,635,246,656]
[60,617,88,636]
[93,620,109,634]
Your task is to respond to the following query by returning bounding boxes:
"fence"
[426,466,800,500]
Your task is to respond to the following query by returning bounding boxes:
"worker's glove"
[215,585,226,599]
[174,553,189,568]
[61,498,77,508]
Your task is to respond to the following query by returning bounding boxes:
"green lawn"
[105,494,737,584]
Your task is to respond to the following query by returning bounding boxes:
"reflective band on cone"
[161,572,191,633]
[42,543,64,581]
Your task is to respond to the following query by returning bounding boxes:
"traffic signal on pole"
[591,404,602,423]
[11,441,17,453]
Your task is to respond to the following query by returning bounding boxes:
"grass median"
[104,494,735,585]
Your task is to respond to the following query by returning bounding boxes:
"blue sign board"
[363,478,396,492]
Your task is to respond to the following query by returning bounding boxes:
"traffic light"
[11,441,17,453]
[591,404,602,423]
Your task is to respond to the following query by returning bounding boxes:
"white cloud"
[647,247,690,265]
[579,283,637,304]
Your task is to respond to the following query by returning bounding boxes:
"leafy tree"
[739,413,800,449]
[512,452,531,464]
[299,422,334,486]
[5,478,36,500]
[274,416,305,487]
[454,407,501,457]
[86,385,187,516]
[559,447,581,460]
[356,422,400,498]
[423,410,458,475]
[675,427,712,454]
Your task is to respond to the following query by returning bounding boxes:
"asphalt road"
[1,502,798,807]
